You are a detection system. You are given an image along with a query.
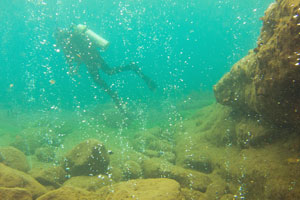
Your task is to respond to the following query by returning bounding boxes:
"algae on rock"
[214,0,300,128]
[62,139,110,176]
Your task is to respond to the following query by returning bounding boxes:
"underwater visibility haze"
[0,0,271,109]
[0,0,300,199]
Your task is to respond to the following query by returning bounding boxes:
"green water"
[0,0,272,146]
[0,0,279,199]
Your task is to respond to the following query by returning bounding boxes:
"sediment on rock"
[214,0,300,128]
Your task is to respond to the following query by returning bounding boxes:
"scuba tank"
[74,24,110,50]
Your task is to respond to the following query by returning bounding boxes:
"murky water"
[2,0,299,200]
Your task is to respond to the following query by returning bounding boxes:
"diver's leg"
[101,62,157,91]
[87,65,126,114]
[101,62,139,75]
[134,67,157,91]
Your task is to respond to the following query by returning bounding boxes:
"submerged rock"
[143,149,176,163]
[160,151,176,163]
[235,119,276,148]
[0,163,47,199]
[265,178,300,200]
[0,146,30,172]
[214,0,300,128]
[63,175,112,191]
[11,127,44,155]
[220,194,235,200]
[0,187,32,200]
[36,186,99,200]
[31,166,67,189]
[143,149,160,157]
[62,139,110,176]
[206,177,230,200]
[170,165,212,193]
[181,188,207,200]
[123,160,142,180]
[142,158,212,192]
[108,166,123,182]
[98,178,185,200]
[132,128,174,153]
[178,153,213,174]
[35,146,56,163]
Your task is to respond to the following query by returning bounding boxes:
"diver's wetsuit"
[55,26,156,114]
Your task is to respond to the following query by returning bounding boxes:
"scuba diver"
[55,24,156,115]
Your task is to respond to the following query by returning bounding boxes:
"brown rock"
[98,178,185,200]
[206,178,229,200]
[63,139,110,176]
[0,163,47,199]
[181,188,207,200]
[170,166,212,193]
[0,187,32,200]
[0,146,30,172]
[142,158,212,192]
[35,146,56,163]
[143,150,176,163]
[123,160,142,180]
[31,166,67,188]
[264,178,300,200]
[160,151,176,164]
[142,157,173,178]
[214,0,300,128]
[235,119,276,148]
[63,175,113,191]
[132,130,173,153]
[220,194,235,200]
[176,151,213,174]
[108,166,123,182]
[36,186,101,200]
[143,149,160,157]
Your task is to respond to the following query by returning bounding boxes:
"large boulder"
[0,146,30,172]
[98,178,185,200]
[214,0,300,128]
[0,163,47,199]
[63,139,110,176]
[0,187,32,200]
